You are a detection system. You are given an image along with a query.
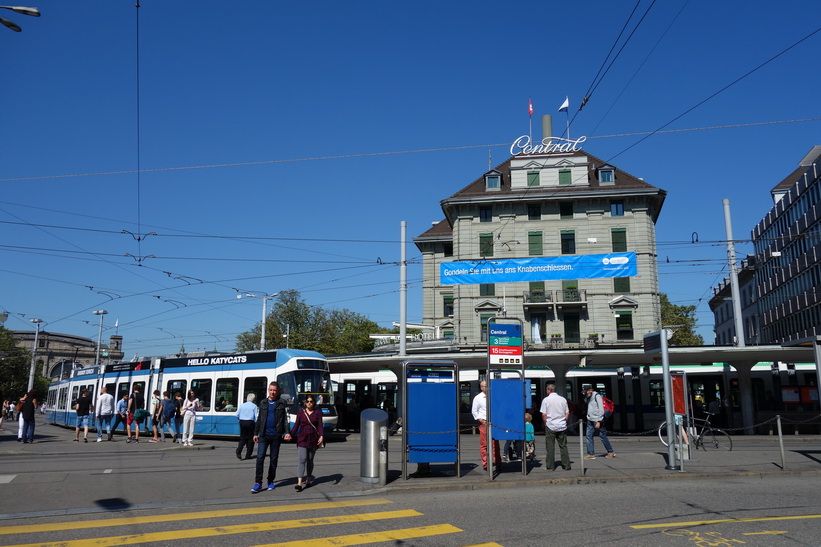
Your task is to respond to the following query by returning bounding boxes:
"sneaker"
[606,452,616,459]
[133,439,139,443]
[84,438,88,443]
[250,483,262,493]
[267,482,275,491]
[96,438,103,443]
[126,438,132,443]
[149,439,158,443]
[584,455,596,460]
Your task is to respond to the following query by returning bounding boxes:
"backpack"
[161,399,176,420]
[602,396,615,419]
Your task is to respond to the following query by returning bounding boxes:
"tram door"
[336,380,376,431]
[688,375,727,427]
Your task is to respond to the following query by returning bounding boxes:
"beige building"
[12,330,124,379]
[414,134,666,348]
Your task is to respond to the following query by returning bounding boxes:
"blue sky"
[1,1,819,358]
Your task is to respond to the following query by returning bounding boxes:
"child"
[524,413,536,460]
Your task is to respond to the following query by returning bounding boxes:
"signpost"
[488,321,523,366]
[644,329,679,471]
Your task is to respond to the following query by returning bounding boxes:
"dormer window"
[484,169,502,191]
[598,165,615,184]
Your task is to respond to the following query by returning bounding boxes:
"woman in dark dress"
[288,397,324,492]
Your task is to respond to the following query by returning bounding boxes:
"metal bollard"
[360,408,388,484]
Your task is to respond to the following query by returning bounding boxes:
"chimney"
[542,115,553,141]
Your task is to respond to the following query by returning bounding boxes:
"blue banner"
[440,253,636,285]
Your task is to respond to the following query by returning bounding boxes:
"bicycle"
[657,412,732,451]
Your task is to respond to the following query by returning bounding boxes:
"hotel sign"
[510,135,587,156]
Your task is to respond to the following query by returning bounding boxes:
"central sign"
[488,322,523,366]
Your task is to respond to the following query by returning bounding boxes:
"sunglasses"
[305,400,315,404]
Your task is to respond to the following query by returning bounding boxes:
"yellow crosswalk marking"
[6,510,422,547]
[632,514,821,529]
[255,524,463,546]
[743,531,787,535]
[0,498,392,535]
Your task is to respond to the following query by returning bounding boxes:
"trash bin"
[360,408,388,484]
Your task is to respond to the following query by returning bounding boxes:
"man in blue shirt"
[235,393,259,460]
[251,382,292,493]
[109,394,129,441]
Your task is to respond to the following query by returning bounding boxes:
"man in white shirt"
[471,381,500,470]
[95,386,115,442]
[539,384,571,471]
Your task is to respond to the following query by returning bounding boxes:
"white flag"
[558,96,569,112]
[114,319,119,328]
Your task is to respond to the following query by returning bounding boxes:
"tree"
[660,293,704,346]
[0,326,33,400]
[235,290,381,355]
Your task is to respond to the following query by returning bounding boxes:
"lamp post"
[93,310,108,367]
[0,5,40,32]
[27,318,43,391]
[238,292,278,350]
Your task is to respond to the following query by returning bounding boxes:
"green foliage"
[0,326,33,399]
[660,293,704,346]
[235,290,381,355]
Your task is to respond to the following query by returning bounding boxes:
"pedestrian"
[73,388,93,443]
[20,390,38,444]
[149,389,161,443]
[251,381,291,493]
[289,396,324,492]
[157,391,176,441]
[16,394,26,441]
[181,389,201,446]
[471,380,500,471]
[235,393,258,460]
[173,392,184,443]
[540,384,571,471]
[126,385,146,443]
[95,386,115,442]
[524,412,536,460]
[0,400,6,431]
[110,393,129,441]
[584,385,616,460]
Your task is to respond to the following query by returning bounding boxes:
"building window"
[443,294,454,316]
[559,169,572,185]
[480,314,495,342]
[486,174,500,190]
[564,312,580,344]
[560,202,573,219]
[528,231,543,256]
[614,277,630,293]
[561,230,575,254]
[611,228,627,252]
[528,204,541,220]
[610,200,624,216]
[480,284,495,297]
[479,233,494,257]
[479,206,492,223]
[616,312,633,340]
[527,171,540,187]
[598,168,614,184]
[443,243,453,257]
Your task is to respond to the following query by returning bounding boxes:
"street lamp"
[238,292,278,351]
[27,317,43,392]
[0,5,40,32]
[93,310,108,367]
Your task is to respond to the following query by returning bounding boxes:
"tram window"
[117,383,130,401]
[649,380,664,409]
[85,384,95,402]
[215,378,239,412]
[132,382,145,399]
[244,377,267,409]
[192,379,212,411]
[460,382,472,412]
[59,387,68,409]
[166,380,187,400]
[277,374,297,404]
[104,383,115,397]
[71,386,80,406]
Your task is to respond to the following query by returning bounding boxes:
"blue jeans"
[97,414,113,439]
[255,435,282,484]
[586,420,614,455]
[22,419,35,442]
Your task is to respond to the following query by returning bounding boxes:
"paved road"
[1,417,819,545]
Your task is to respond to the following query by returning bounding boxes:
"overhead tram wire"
[566,0,657,137]
[606,25,821,163]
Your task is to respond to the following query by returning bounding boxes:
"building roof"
[430,150,666,230]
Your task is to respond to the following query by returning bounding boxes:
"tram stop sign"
[488,322,523,366]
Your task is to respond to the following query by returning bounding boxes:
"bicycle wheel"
[701,429,732,451]
[658,421,670,446]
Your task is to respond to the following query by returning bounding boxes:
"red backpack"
[602,396,615,419]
